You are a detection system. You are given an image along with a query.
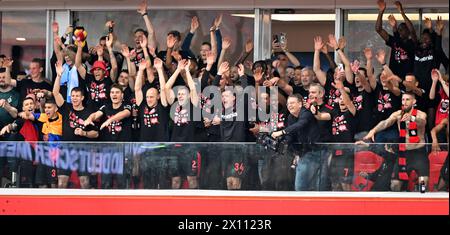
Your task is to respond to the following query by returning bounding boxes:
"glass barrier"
[0,141,448,192]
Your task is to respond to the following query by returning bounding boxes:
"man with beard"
[0,96,38,188]
[0,67,19,132]
[364,92,428,191]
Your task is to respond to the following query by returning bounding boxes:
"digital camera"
[257,133,287,154]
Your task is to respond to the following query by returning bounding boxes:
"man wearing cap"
[75,36,118,109]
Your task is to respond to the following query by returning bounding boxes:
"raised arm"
[313,36,328,86]
[429,69,439,100]
[376,48,394,77]
[75,38,87,79]
[154,58,168,107]
[137,0,157,49]
[280,38,300,67]
[184,60,199,107]
[375,0,390,41]
[52,21,64,64]
[3,58,16,87]
[165,35,178,72]
[320,44,337,71]
[395,1,417,43]
[52,61,65,107]
[134,60,147,106]
[121,45,136,91]
[335,80,356,115]
[217,37,231,71]
[140,34,150,62]
[329,35,353,84]
[235,39,253,66]
[106,33,118,82]
[180,16,198,59]
[388,14,398,34]
[164,59,186,105]
[210,14,222,60]
[364,48,377,90]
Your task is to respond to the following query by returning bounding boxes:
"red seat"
[352,151,384,191]
[69,170,81,189]
[428,151,448,191]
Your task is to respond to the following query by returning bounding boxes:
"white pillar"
[254,8,272,61]
[46,10,71,80]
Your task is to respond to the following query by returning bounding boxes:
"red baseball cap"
[90,60,109,77]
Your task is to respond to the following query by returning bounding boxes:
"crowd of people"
[0,0,448,191]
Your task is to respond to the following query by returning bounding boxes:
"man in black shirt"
[165,59,201,189]
[84,84,132,189]
[75,36,118,109]
[351,68,375,140]
[375,0,416,79]
[312,80,357,191]
[5,58,52,111]
[251,90,291,191]
[135,59,171,189]
[373,51,402,143]
[53,61,99,188]
[307,83,333,190]
[272,94,321,191]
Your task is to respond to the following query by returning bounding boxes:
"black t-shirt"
[291,83,309,103]
[220,106,247,142]
[197,71,221,141]
[130,48,146,67]
[16,79,52,101]
[324,75,351,109]
[170,103,200,142]
[316,103,334,142]
[414,43,441,94]
[373,83,401,127]
[98,103,132,141]
[386,32,415,79]
[256,106,288,133]
[331,109,355,143]
[351,89,375,133]
[139,102,170,142]
[84,74,113,108]
[59,102,98,141]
